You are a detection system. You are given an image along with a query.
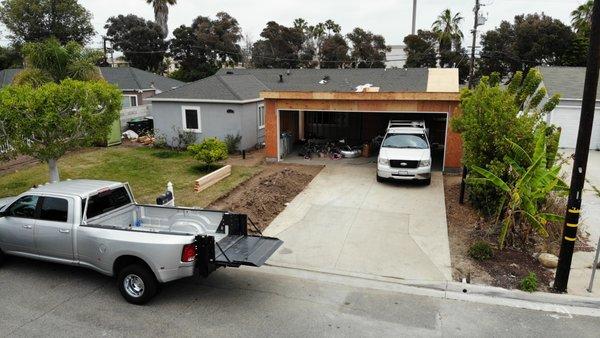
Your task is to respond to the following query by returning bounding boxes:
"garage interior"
[278,110,447,170]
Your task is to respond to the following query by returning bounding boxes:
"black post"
[554,0,600,293]
[459,166,468,204]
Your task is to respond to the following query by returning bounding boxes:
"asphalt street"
[0,256,599,337]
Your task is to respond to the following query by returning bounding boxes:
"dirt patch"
[477,249,554,291]
[209,163,323,232]
[445,175,494,285]
[445,175,554,291]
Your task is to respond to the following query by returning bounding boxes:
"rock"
[509,263,519,269]
[538,253,559,268]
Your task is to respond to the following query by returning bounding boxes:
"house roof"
[538,66,595,100]
[150,68,458,103]
[0,67,183,92]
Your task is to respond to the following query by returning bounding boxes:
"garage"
[262,90,463,172]
[277,110,448,170]
[548,105,600,149]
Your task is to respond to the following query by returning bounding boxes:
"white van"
[376,120,432,185]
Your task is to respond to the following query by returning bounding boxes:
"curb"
[259,263,600,317]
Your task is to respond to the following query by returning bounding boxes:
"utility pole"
[460,0,483,204]
[411,0,418,35]
[554,0,600,293]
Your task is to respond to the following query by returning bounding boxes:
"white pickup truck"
[0,180,282,304]
[376,120,432,185]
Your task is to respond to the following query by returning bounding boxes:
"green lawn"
[0,146,261,207]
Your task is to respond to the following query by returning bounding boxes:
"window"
[6,196,39,218]
[39,197,69,222]
[121,95,138,108]
[258,105,265,129]
[382,133,429,149]
[182,106,201,132]
[86,187,132,220]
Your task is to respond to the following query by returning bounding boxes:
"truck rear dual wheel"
[117,264,158,305]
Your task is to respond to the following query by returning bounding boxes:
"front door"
[35,196,74,260]
[0,195,39,254]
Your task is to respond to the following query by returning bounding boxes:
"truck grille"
[389,160,419,169]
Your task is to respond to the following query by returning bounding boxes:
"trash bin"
[126,117,154,136]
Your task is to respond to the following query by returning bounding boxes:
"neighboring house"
[0,67,184,130]
[150,68,463,171]
[539,66,600,149]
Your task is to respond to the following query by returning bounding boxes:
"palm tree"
[571,0,593,35]
[432,9,464,64]
[146,0,177,38]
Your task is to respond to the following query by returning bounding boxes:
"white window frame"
[122,94,138,108]
[181,106,202,133]
[258,104,265,130]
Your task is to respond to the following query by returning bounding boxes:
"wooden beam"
[260,91,460,101]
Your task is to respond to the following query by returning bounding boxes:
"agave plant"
[467,127,568,249]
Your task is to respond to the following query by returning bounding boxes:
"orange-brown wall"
[264,98,463,170]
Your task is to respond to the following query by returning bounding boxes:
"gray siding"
[151,100,264,150]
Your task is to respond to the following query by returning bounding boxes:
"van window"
[86,187,132,219]
[39,197,69,222]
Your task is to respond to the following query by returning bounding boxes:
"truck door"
[34,196,74,261]
[0,195,38,254]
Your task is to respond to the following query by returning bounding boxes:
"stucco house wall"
[151,100,264,150]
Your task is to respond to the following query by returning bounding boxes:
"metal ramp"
[214,235,283,267]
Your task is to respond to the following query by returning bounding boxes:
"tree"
[571,0,593,36]
[13,38,102,86]
[403,30,437,68]
[0,80,121,182]
[346,28,390,68]
[170,12,242,82]
[0,0,94,44]
[320,34,350,68]
[145,0,177,38]
[479,14,584,78]
[0,45,22,69]
[0,39,119,182]
[432,9,464,67]
[105,15,168,72]
[252,21,304,68]
[451,70,561,215]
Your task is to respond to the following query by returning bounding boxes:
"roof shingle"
[538,66,593,100]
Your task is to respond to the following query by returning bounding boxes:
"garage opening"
[278,110,447,170]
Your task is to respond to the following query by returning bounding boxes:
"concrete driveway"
[264,160,452,282]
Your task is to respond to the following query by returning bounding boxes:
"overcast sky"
[1,0,585,48]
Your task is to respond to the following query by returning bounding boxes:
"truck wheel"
[376,174,384,183]
[0,250,5,266]
[424,178,431,186]
[117,264,158,305]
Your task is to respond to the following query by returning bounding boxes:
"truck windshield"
[86,186,132,219]
[382,133,429,149]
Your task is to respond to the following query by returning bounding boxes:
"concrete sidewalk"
[561,150,600,297]
[264,161,452,282]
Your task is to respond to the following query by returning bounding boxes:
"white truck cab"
[376,120,432,185]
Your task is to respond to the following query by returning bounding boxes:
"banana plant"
[467,127,568,249]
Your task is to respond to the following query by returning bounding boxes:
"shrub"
[188,138,228,168]
[452,70,561,215]
[519,272,538,292]
[170,127,196,150]
[224,134,242,154]
[468,241,494,261]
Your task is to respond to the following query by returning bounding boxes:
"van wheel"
[118,264,158,305]
[0,250,5,266]
[424,178,432,186]
[376,174,384,183]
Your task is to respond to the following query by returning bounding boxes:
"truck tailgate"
[215,235,283,267]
